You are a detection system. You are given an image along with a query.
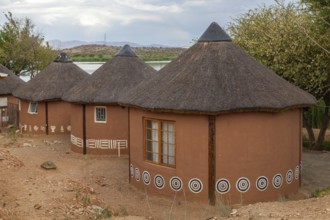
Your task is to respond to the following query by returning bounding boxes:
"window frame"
[94,106,107,123]
[28,102,38,114]
[143,117,176,168]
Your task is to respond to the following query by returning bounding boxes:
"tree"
[0,12,55,78]
[228,1,330,150]
[300,0,330,150]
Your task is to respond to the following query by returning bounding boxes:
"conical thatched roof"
[13,53,89,101]
[62,45,156,104]
[0,64,25,95]
[118,22,316,115]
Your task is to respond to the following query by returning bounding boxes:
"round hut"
[0,64,24,127]
[62,45,156,155]
[118,22,316,205]
[13,53,89,134]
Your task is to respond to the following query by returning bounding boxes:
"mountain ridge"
[48,39,174,49]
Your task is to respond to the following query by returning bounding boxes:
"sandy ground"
[0,131,330,220]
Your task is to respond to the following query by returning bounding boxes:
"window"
[28,102,38,114]
[144,118,175,167]
[95,106,106,123]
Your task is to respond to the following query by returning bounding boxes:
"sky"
[0,0,280,47]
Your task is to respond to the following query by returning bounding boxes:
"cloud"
[114,0,183,13]
[0,0,279,46]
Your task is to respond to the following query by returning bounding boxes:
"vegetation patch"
[311,186,330,198]
[322,141,330,151]
[62,45,186,62]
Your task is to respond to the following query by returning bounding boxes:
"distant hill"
[61,44,187,62]
[48,39,173,50]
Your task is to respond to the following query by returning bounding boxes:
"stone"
[230,209,238,215]
[34,204,41,209]
[23,143,32,147]
[92,205,103,213]
[41,161,57,169]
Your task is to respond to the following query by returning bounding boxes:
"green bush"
[311,186,330,198]
[322,141,330,151]
[302,135,311,149]
[304,99,329,129]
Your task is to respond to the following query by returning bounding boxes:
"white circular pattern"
[295,165,299,180]
[170,176,183,191]
[130,164,134,178]
[142,171,151,185]
[216,178,230,194]
[273,174,283,188]
[135,168,140,181]
[154,174,165,189]
[286,170,293,184]
[256,176,268,191]
[236,177,250,193]
[188,178,203,193]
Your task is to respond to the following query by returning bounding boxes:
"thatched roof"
[118,22,316,115]
[13,53,88,101]
[62,45,157,104]
[0,64,25,95]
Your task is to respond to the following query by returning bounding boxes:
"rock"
[34,204,41,209]
[23,143,32,147]
[230,209,238,215]
[41,161,57,169]
[92,205,103,213]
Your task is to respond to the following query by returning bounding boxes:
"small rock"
[34,204,41,209]
[23,143,32,147]
[230,209,238,215]
[269,213,275,217]
[41,161,57,169]
[92,205,103,213]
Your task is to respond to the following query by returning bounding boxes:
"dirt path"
[1,132,330,219]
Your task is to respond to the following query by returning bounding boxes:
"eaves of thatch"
[0,64,25,96]
[118,22,316,115]
[62,45,157,105]
[13,53,89,102]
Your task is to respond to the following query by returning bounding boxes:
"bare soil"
[0,131,330,220]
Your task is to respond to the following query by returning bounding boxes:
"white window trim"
[28,102,38,114]
[94,106,107,123]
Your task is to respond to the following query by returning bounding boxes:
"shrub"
[311,186,330,198]
[322,141,330,151]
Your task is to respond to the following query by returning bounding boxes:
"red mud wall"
[19,100,46,134]
[215,109,301,204]
[7,95,19,105]
[19,100,72,134]
[129,108,302,205]
[129,108,210,203]
[47,101,71,134]
[70,104,129,155]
